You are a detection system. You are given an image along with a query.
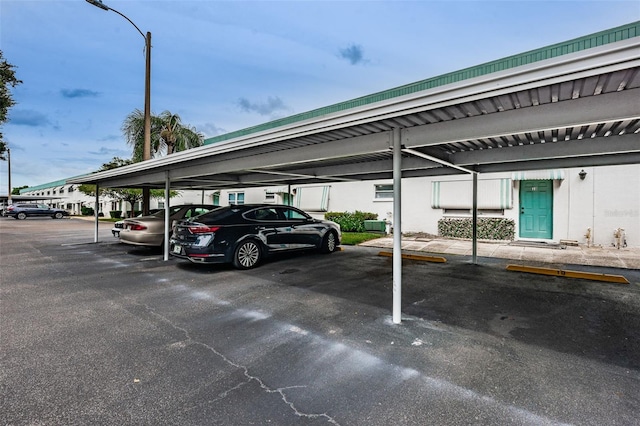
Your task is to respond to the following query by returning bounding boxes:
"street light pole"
[86,0,151,214]
[7,148,11,206]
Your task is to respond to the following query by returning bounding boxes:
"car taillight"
[188,226,220,234]
[129,224,147,231]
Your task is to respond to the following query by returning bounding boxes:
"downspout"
[392,128,402,324]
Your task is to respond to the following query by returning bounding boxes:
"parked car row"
[114,204,341,269]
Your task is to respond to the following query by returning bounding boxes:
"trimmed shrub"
[438,217,515,241]
[81,206,94,216]
[109,210,122,219]
[325,211,378,232]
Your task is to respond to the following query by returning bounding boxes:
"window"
[374,184,394,199]
[189,207,213,217]
[294,186,330,211]
[157,201,165,209]
[247,207,279,221]
[229,192,245,205]
[432,179,512,210]
[279,207,309,220]
[265,192,275,203]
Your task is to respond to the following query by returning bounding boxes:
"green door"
[519,180,553,239]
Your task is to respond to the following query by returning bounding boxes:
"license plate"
[172,244,182,254]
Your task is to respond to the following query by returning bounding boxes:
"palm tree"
[157,111,204,155]
[121,109,204,161]
[121,109,163,162]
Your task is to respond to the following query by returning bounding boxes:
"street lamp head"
[85,0,109,11]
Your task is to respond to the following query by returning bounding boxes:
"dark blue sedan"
[170,204,341,269]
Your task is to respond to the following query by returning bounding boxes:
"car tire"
[54,212,64,219]
[233,240,262,269]
[17,212,27,220]
[320,231,337,253]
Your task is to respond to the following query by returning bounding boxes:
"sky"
[0,0,638,193]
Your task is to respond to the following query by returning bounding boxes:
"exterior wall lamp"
[579,169,587,180]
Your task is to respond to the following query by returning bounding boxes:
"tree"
[99,156,133,171]
[0,50,23,160]
[121,109,204,161]
[121,110,163,162]
[158,111,204,155]
[11,185,28,195]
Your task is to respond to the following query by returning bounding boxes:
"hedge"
[324,211,378,232]
[81,206,94,216]
[438,217,515,241]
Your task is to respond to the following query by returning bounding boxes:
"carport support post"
[164,171,170,261]
[94,184,99,243]
[392,128,402,324]
[472,172,478,264]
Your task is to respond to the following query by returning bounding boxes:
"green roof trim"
[19,174,89,194]
[204,21,639,146]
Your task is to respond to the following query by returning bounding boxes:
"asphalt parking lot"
[2,217,639,425]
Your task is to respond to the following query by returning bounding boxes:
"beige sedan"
[119,205,219,247]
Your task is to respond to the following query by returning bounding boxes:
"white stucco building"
[210,165,638,249]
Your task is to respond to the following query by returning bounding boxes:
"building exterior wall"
[19,164,639,247]
[287,165,639,248]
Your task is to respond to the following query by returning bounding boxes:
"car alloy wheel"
[17,212,27,220]
[321,231,337,253]
[234,240,261,269]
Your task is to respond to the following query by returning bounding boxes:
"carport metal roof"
[69,22,640,324]
[69,22,640,190]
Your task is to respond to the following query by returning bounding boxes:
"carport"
[69,22,640,323]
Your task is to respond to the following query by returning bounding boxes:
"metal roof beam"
[242,169,358,183]
[403,148,475,174]
[452,133,639,165]
[476,152,640,173]
[402,88,640,147]
[162,131,391,180]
